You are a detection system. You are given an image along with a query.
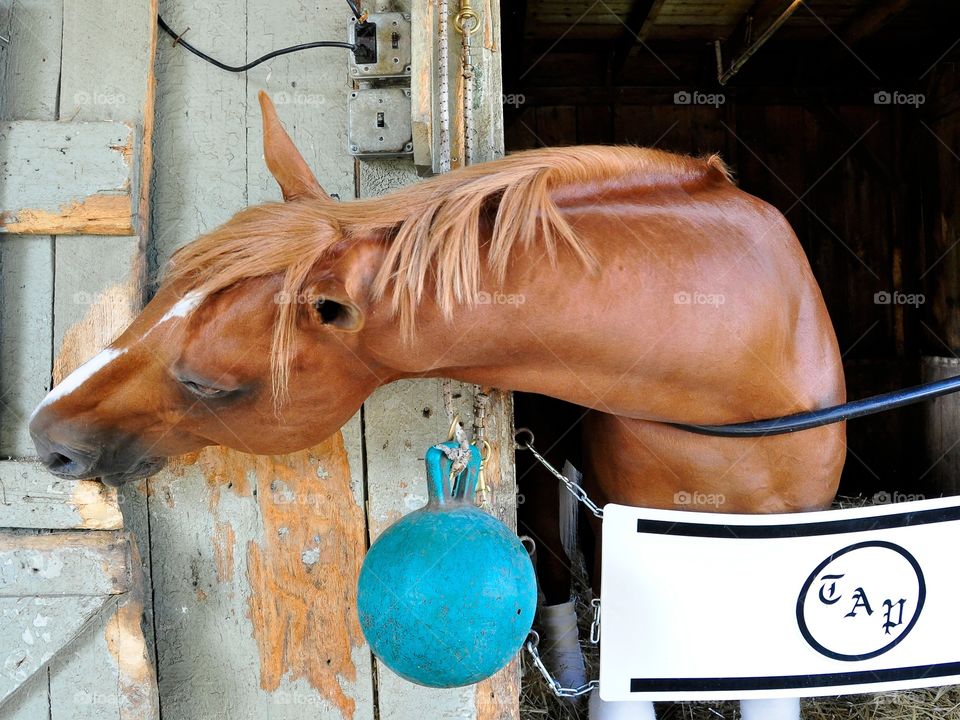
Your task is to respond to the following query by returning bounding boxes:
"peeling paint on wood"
[212,520,235,582]
[196,438,366,718]
[52,278,142,383]
[0,460,122,530]
[104,599,157,716]
[1,195,134,236]
[0,120,136,235]
[0,531,131,597]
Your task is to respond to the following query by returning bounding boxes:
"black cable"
[671,373,960,437]
[157,14,356,73]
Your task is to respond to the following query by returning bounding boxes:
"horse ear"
[258,91,329,202]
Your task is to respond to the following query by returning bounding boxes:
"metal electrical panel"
[348,87,413,157]
[347,13,412,79]
[347,13,414,157]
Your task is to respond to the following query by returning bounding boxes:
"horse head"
[29,93,389,485]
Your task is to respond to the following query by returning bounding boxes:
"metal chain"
[514,427,604,519]
[524,631,599,698]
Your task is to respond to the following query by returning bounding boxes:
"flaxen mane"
[165,145,731,401]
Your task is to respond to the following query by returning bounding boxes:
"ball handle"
[425,442,483,506]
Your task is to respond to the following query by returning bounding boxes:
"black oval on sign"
[796,540,925,662]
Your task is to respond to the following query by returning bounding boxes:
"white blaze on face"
[157,289,205,326]
[30,290,206,422]
[30,348,127,420]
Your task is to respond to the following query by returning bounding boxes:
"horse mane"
[164,145,732,402]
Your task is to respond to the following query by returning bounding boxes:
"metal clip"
[590,598,601,644]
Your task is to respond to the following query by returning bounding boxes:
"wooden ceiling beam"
[841,0,913,45]
[610,0,663,77]
[719,0,803,85]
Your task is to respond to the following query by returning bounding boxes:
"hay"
[520,496,960,719]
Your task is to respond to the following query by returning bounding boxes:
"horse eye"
[181,379,229,399]
[315,297,342,324]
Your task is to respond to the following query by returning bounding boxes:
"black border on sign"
[629,661,960,692]
[634,503,960,539]
[795,540,926,661]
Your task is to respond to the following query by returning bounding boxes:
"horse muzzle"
[32,432,167,485]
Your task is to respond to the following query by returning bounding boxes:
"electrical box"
[348,87,413,157]
[348,13,412,79]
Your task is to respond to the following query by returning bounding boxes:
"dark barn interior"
[503,0,960,500]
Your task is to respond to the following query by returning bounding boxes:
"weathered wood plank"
[0,461,122,530]
[0,121,137,235]
[0,0,63,122]
[0,531,130,597]
[60,0,156,236]
[48,592,158,720]
[0,595,112,709]
[0,236,53,457]
[362,379,481,719]
[0,663,50,720]
[51,4,160,718]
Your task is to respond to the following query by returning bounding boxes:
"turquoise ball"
[357,503,538,688]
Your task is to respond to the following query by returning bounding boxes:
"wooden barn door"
[0,0,160,718]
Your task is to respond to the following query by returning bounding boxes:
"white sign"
[599,496,960,702]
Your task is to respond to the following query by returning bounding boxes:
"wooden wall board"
[0,236,53,457]
[0,595,113,708]
[0,121,138,235]
[0,461,122,530]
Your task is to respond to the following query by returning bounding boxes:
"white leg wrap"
[588,689,656,719]
[739,698,800,720]
[538,600,587,692]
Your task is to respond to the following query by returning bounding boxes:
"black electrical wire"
[671,373,960,437]
[157,14,357,73]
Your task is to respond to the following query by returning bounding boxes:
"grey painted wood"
[0,665,49,720]
[44,5,159,718]
[0,461,123,530]
[0,236,53,457]
[49,592,158,720]
[0,121,137,235]
[0,0,63,122]
[0,530,130,597]
[51,235,142,359]
[0,595,111,708]
[0,0,61,461]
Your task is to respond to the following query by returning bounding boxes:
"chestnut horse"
[29,92,844,716]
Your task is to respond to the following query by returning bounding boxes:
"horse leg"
[514,393,588,696]
[580,410,843,720]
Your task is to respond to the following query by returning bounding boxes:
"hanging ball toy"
[357,441,538,688]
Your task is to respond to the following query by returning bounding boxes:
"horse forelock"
[160,145,731,404]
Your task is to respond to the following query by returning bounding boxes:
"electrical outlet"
[347,87,413,157]
[348,13,411,79]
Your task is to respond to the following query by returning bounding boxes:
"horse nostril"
[39,445,96,478]
[49,453,72,469]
